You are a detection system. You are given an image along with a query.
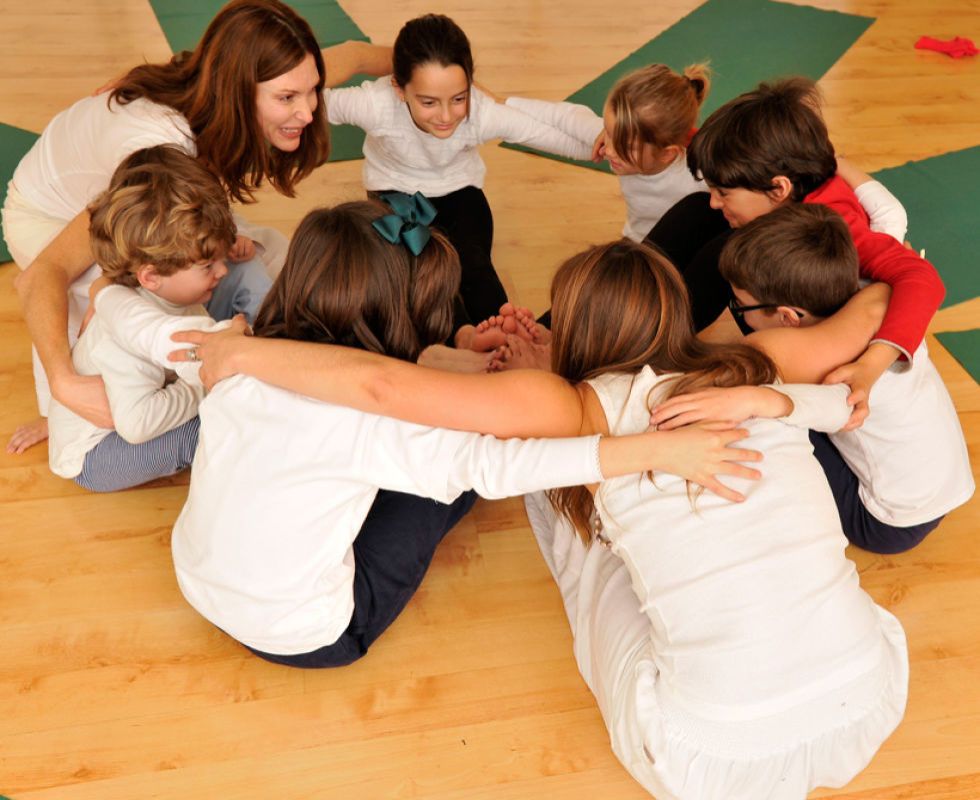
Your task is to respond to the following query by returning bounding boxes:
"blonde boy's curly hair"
[88,145,236,288]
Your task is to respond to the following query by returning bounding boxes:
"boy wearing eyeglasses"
[654,202,972,555]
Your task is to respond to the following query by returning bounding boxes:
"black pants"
[643,192,742,333]
[809,431,942,554]
[539,192,740,334]
[247,488,477,668]
[430,187,508,326]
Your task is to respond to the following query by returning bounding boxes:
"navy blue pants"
[809,431,942,554]
[247,488,478,668]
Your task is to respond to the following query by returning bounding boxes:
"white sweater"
[46,286,220,479]
[173,379,605,655]
[505,97,705,241]
[326,78,592,197]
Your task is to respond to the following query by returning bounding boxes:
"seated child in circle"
[715,203,973,554]
[506,62,709,242]
[46,145,235,492]
[325,13,591,330]
[683,76,945,413]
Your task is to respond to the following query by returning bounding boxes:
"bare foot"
[457,303,539,352]
[418,344,495,374]
[6,417,49,454]
[490,334,552,372]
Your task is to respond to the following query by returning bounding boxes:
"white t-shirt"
[172,378,604,655]
[12,94,195,223]
[505,97,705,241]
[326,78,591,197]
[781,344,974,526]
[47,286,219,479]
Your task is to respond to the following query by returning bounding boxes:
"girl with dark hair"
[4,0,390,454]
[95,199,761,669]
[168,236,908,797]
[326,13,592,326]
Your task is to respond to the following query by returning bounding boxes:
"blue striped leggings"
[74,417,200,492]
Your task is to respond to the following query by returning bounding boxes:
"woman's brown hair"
[88,145,236,288]
[111,0,329,203]
[607,63,710,168]
[548,239,778,540]
[252,201,459,362]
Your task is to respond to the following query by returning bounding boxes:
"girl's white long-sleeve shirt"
[326,78,592,197]
[46,287,220,478]
[91,286,607,656]
[504,97,705,241]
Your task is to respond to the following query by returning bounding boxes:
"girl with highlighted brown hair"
[94,201,762,669]
[164,235,907,796]
[4,0,390,454]
[505,63,710,242]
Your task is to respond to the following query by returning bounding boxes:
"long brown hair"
[252,201,459,362]
[111,0,329,203]
[548,240,778,540]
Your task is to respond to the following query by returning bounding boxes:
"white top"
[12,95,195,223]
[326,78,590,197]
[46,286,220,479]
[588,367,903,720]
[779,345,975,526]
[172,378,604,655]
[854,180,909,243]
[505,97,705,241]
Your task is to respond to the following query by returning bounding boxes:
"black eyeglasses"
[728,297,805,320]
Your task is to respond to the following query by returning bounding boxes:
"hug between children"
[5,2,973,798]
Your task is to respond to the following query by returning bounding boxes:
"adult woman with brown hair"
[3,0,389,453]
[167,238,907,798]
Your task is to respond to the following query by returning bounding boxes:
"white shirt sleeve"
[854,180,908,243]
[766,383,851,433]
[94,286,230,387]
[91,337,204,444]
[505,97,604,146]
[338,411,604,503]
[324,82,379,130]
[475,91,594,160]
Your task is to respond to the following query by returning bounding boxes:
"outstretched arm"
[321,41,392,87]
[14,210,112,428]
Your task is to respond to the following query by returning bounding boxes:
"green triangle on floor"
[935,329,980,387]
[503,0,873,173]
[873,146,980,309]
[0,122,41,263]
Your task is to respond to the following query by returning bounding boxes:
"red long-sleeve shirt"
[805,176,945,360]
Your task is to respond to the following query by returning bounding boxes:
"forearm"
[16,265,76,390]
[322,41,392,86]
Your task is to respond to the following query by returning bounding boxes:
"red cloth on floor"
[914,36,978,58]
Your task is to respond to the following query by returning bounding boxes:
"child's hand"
[650,386,792,430]
[650,422,763,503]
[592,129,607,163]
[227,235,257,262]
[822,342,899,431]
[169,314,251,390]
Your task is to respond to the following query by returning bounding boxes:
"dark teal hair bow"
[372,191,438,256]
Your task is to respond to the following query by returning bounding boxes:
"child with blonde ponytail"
[506,63,711,241]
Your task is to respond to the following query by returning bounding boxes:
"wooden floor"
[1,1,979,797]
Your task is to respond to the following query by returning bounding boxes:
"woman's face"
[255,53,320,152]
